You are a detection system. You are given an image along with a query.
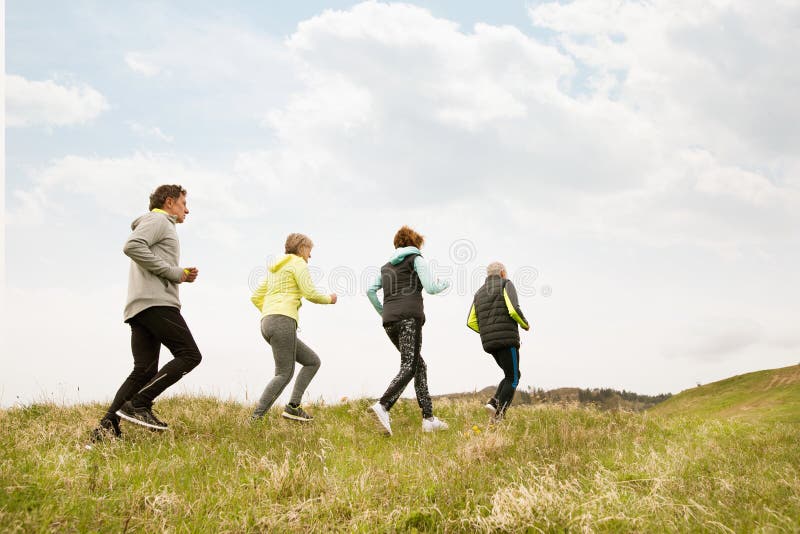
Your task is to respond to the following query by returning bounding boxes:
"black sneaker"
[492,401,510,424]
[90,417,122,442]
[484,397,499,415]
[116,401,168,430]
[149,407,169,428]
[281,404,313,422]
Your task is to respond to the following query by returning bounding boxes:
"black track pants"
[492,347,520,414]
[104,306,202,418]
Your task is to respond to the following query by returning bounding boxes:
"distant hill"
[649,364,800,423]
[436,385,671,412]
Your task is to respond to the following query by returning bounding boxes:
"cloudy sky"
[3,1,799,408]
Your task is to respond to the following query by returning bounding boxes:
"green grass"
[650,364,800,423]
[2,371,800,532]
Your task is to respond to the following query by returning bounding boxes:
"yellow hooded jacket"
[250,254,332,322]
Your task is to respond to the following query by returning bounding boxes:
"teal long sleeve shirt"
[367,248,449,315]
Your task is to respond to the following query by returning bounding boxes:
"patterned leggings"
[379,318,433,419]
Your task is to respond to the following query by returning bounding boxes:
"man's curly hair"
[149,184,187,210]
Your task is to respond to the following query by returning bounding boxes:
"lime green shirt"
[250,254,332,322]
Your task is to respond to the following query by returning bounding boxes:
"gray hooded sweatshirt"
[123,210,186,321]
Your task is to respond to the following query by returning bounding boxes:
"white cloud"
[691,150,783,206]
[256,3,601,208]
[529,0,800,160]
[665,318,800,362]
[10,2,800,254]
[245,1,799,251]
[121,22,291,86]
[6,2,800,403]
[265,73,374,138]
[291,2,460,49]
[286,3,573,129]
[6,153,257,254]
[666,318,764,361]
[6,189,48,228]
[5,74,109,127]
[119,21,298,123]
[126,121,174,143]
[124,52,161,77]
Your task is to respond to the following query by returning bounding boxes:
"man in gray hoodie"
[92,184,202,440]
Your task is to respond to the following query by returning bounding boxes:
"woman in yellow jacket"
[250,233,337,421]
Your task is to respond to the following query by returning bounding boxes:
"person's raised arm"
[413,256,450,294]
[293,262,334,304]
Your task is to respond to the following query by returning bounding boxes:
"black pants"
[379,318,433,419]
[104,306,202,419]
[492,347,521,414]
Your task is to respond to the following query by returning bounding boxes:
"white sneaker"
[370,402,392,436]
[422,416,449,432]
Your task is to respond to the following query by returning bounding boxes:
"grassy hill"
[650,364,800,423]
[1,380,799,532]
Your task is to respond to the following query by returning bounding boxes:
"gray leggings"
[253,314,321,417]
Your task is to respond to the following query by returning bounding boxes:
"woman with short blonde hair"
[250,233,337,422]
[284,233,313,255]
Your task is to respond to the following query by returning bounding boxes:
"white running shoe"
[370,402,392,436]
[422,416,449,432]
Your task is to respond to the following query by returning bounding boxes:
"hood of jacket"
[131,209,177,231]
[389,246,421,265]
[269,253,303,273]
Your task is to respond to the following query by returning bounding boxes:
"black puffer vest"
[474,275,520,352]
[381,253,424,326]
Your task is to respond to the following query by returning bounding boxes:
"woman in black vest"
[366,226,450,435]
[467,261,530,421]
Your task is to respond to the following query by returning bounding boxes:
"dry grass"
[1,397,798,532]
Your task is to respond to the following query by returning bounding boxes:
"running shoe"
[370,402,392,436]
[90,416,122,442]
[422,416,449,432]
[281,404,313,422]
[116,401,168,430]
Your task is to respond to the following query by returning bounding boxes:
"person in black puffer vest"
[366,226,450,435]
[467,261,531,421]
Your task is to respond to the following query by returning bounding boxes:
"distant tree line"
[520,387,671,411]
[438,386,672,412]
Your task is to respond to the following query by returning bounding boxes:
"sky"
[3,0,799,408]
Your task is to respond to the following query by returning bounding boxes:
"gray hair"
[487,261,506,277]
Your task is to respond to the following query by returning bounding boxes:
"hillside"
[2,393,799,531]
[649,364,800,423]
